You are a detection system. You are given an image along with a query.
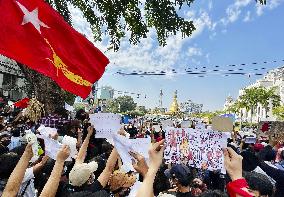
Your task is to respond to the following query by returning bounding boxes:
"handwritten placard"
[89,113,121,139]
[164,127,228,172]
[164,127,191,165]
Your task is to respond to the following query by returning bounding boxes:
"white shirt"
[8,137,21,150]
[18,167,36,197]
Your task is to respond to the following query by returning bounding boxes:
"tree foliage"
[107,95,137,113]
[18,0,267,113]
[272,105,284,120]
[191,110,225,122]
[233,86,280,123]
[45,0,197,50]
[239,87,280,114]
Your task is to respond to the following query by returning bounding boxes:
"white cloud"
[187,47,203,57]
[208,0,213,11]
[256,0,283,16]
[243,11,252,22]
[221,0,252,25]
[186,10,215,38]
[68,5,213,72]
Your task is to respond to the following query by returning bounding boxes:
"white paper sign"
[42,135,77,161]
[38,125,57,138]
[181,121,191,128]
[65,102,75,112]
[130,137,151,159]
[245,136,257,144]
[113,134,151,172]
[113,134,134,172]
[89,113,121,138]
[62,135,78,161]
[161,120,173,128]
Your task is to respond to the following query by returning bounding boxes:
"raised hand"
[224,147,243,181]
[56,145,70,162]
[87,126,94,136]
[130,151,149,177]
[148,139,165,170]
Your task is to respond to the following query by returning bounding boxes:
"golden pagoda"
[169,90,180,114]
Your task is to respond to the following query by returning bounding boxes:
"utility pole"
[159,89,163,110]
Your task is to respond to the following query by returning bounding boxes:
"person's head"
[108,170,137,196]
[11,128,21,137]
[259,145,276,162]
[0,133,11,147]
[244,171,274,197]
[0,116,4,124]
[165,164,192,188]
[241,150,259,172]
[0,152,20,179]
[200,190,228,197]
[69,161,98,187]
[75,109,87,122]
[101,142,113,157]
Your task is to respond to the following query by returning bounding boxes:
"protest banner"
[89,113,121,138]
[212,116,233,132]
[164,127,228,172]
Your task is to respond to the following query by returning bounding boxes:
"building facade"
[0,55,26,101]
[180,99,203,114]
[234,66,284,123]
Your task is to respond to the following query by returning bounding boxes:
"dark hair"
[244,171,273,196]
[241,150,259,172]
[280,150,284,160]
[154,164,171,196]
[200,190,229,197]
[11,128,21,137]
[259,145,276,161]
[0,152,20,179]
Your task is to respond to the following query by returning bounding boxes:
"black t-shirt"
[68,180,103,193]
[165,191,193,197]
[81,180,103,193]
[176,192,193,197]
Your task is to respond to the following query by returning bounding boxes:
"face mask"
[7,127,11,132]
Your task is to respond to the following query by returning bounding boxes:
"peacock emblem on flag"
[44,38,92,87]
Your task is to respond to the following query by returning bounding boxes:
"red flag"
[0,0,109,99]
[14,97,30,108]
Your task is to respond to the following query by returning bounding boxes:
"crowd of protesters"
[0,100,284,197]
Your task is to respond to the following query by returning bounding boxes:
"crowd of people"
[0,100,284,197]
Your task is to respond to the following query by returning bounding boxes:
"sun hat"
[69,161,98,186]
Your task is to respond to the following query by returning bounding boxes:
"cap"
[69,161,98,186]
[165,164,191,186]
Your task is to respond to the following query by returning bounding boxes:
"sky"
[71,0,284,111]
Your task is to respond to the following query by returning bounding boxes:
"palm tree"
[238,87,281,123]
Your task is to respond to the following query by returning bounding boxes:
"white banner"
[89,113,121,138]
